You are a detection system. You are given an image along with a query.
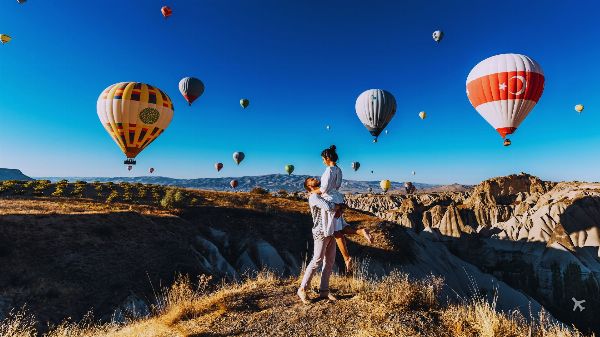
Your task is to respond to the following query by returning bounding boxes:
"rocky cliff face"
[345,173,600,333]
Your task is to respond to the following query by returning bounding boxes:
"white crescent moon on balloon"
[509,75,526,95]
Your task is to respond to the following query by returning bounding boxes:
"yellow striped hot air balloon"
[97,82,174,165]
[0,34,12,44]
[380,180,391,193]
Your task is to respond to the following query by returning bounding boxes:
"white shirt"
[308,193,335,239]
[320,166,344,204]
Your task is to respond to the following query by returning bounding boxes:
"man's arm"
[309,194,335,211]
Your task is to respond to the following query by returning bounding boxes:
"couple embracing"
[297,145,372,304]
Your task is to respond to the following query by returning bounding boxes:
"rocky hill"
[345,173,600,333]
[38,174,453,193]
[0,168,32,181]
[0,174,596,335]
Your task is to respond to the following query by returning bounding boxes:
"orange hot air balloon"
[466,54,544,146]
[215,162,223,172]
[161,6,172,18]
[230,180,238,189]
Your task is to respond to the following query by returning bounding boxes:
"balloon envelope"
[240,98,249,109]
[233,152,245,165]
[432,30,443,42]
[575,104,584,113]
[161,6,172,17]
[230,180,238,188]
[0,34,12,44]
[380,180,391,192]
[355,89,397,141]
[179,77,205,106]
[215,162,223,172]
[351,162,360,171]
[285,164,294,175]
[17,0,26,4]
[466,54,544,142]
[404,182,416,194]
[150,168,155,174]
[419,111,426,119]
[97,82,174,163]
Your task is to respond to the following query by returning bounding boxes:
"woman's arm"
[320,167,332,194]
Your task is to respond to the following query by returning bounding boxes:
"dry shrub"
[0,310,36,337]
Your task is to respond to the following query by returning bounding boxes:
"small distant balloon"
[419,111,427,120]
[240,98,250,109]
[233,152,245,165]
[179,77,205,106]
[150,168,155,174]
[161,6,172,18]
[370,170,374,174]
[128,165,133,171]
[575,104,584,113]
[384,130,389,135]
[412,171,416,175]
[326,125,331,131]
[404,182,416,194]
[17,0,26,4]
[230,180,238,189]
[285,164,294,175]
[380,180,391,193]
[351,162,360,171]
[432,30,444,43]
[368,187,373,193]
[215,162,223,172]
[0,34,12,44]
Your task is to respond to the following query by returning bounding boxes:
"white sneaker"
[297,288,310,304]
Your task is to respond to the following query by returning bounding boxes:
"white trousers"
[300,236,337,293]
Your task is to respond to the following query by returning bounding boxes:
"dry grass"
[1,269,585,337]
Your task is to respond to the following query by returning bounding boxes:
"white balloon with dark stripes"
[355,89,397,142]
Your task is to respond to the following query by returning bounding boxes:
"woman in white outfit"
[317,145,372,273]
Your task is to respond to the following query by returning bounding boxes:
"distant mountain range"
[0,168,33,181]
[35,174,471,193]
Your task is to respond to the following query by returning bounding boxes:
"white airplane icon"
[572,297,586,312]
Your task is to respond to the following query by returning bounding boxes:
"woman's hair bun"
[329,145,336,151]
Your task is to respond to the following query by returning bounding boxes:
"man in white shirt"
[297,177,338,304]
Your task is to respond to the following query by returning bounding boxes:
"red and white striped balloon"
[466,54,544,142]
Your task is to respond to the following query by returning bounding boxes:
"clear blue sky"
[0,0,598,184]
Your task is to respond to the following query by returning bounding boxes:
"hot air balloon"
[285,164,294,175]
[380,180,391,193]
[233,152,245,165]
[1,35,12,44]
[575,104,584,113]
[161,6,172,18]
[128,165,133,171]
[419,111,426,120]
[370,170,374,174]
[215,162,223,172]
[351,162,360,171]
[17,0,26,4]
[412,171,416,175]
[326,125,331,131]
[384,129,389,135]
[404,182,416,194]
[367,187,373,193]
[240,98,249,109]
[355,89,397,142]
[466,54,544,146]
[97,82,174,166]
[432,30,444,43]
[150,168,155,174]
[230,180,238,189]
[179,77,205,106]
